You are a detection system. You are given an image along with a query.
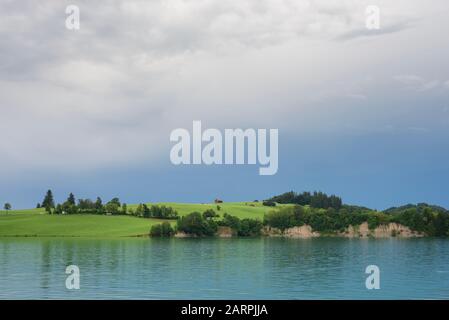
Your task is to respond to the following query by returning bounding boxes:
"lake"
[0,237,448,299]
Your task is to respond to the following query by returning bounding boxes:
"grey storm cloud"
[337,20,414,41]
[0,0,448,176]
[393,75,447,92]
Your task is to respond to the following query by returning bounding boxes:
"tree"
[3,203,11,214]
[67,193,76,206]
[177,212,217,236]
[78,199,95,212]
[45,205,53,214]
[263,207,297,231]
[95,197,103,213]
[219,213,262,236]
[221,213,241,230]
[267,191,342,210]
[105,198,121,215]
[203,209,218,220]
[134,205,178,219]
[54,204,63,214]
[433,212,449,237]
[36,203,41,209]
[143,204,151,218]
[262,200,276,207]
[109,197,121,207]
[62,200,77,214]
[238,218,262,236]
[150,222,175,237]
[42,190,55,209]
[135,204,144,217]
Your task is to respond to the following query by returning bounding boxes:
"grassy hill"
[0,202,279,237]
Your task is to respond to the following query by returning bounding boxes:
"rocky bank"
[262,222,424,238]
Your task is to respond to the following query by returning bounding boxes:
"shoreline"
[173,222,425,239]
[260,222,424,239]
[2,200,444,238]
[0,222,427,239]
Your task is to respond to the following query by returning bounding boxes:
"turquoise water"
[0,238,448,299]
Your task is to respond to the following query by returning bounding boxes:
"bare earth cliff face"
[339,222,423,238]
[216,226,234,238]
[262,225,320,238]
[262,222,424,238]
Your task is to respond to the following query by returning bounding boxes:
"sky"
[1,0,449,210]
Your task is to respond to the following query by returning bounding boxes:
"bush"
[150,222,175,237]
[219,213,262,236]
[367,212,390,229]
[239,218,263,236]
[203,209,219,220]
[177,212,217,236]
[391,208,449,237]
[220,213,241,230]
[263,207,297,230]
[307,210,333,231]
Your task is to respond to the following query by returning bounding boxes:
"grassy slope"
[0,202,280,237]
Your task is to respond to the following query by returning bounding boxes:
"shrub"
[391,208,449,237]
[220,213,241,230]
[367,212,390,229]
[307,210,332,231]
[203,209,219,220]
[238,218,263,236]
[262,200,276,207]
[177,212,217,236]
[150,222,175,237]
[263,207,297,230]
[219,213,262,236]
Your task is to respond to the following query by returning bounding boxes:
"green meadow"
[0,202,281,237]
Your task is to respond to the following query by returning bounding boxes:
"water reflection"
[0,238,448,299]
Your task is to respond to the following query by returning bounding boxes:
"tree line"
[268,191,342,210]
[30,189,449,237]
[37,190,178,219]
[263,204,449,237]
[131,203,178,219]
[150,210,262,237]
[38,190,127,215]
